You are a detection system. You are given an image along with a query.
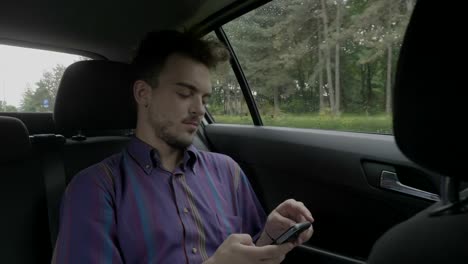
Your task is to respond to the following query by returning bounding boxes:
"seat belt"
[31,134,66,248]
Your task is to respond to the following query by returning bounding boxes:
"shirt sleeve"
[52,164,123,264]
[232,161,267,240]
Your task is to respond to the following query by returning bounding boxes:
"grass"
[211,113,393,134]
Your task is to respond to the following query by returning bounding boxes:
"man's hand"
[256,199,314,247]
[204,234,294,264]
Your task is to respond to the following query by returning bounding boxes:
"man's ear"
[134,80,152,108]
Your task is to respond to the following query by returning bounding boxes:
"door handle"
[380,171,440,201]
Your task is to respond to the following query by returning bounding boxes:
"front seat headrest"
[0,116,31,162]
[392,0,464,180]
[54,60,136,131]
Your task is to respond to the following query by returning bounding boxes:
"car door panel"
[204,124,437,260]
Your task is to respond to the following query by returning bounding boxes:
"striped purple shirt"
[52,137,266,263]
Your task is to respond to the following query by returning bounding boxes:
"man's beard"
[157,120,193,149]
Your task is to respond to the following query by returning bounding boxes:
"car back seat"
[54,60,208,184]
[0,60,211,255]
[39,60,136,246]
[0,116,52,263]
[51,60,208,246]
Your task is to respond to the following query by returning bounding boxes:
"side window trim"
[214,27,263,126]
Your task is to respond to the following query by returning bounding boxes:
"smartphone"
[271,221,312,245]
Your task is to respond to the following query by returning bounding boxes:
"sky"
[0,44,82,108]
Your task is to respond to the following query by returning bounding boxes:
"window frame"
[203,0,399,135]
[212,28,263,126]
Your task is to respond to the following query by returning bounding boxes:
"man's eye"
[177,92,191,98]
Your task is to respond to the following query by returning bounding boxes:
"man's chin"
[166,136,193,149]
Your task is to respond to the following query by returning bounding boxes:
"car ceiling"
[0,0,245,62]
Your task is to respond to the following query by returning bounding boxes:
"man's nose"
[190,97,206,116]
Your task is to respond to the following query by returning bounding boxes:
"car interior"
[0,0,466,263]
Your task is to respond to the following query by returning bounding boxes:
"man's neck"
[135,130,184,173]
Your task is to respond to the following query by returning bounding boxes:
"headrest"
[0,116,31,162]
[0,113,56,135]
[393,0,464,179]
[54,60,136,131]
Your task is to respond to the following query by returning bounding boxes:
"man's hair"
[132,30,230,87]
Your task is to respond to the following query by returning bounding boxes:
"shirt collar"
[126,136,199,175]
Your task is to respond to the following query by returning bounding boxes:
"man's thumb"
[233,234,254,246]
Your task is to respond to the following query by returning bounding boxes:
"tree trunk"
[223,88,227,114]
[318,19,325,112]
[386,45,393,113]
[360,64,366,113]
[366,64,372,114]
[385,1,397,114]
[241,99,245,115]
[224,88,233,115]
[320,0,335,113]
[273,87,280,116]
[335,0,342,115]
[406,0,415,14]
[360,65,365,95]
[319,61,325,111]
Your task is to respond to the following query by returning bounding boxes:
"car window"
[222,0,415,134]
[0,44,89,113]
[204,32,253,125]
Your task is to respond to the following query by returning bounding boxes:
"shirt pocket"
[215,214,242,241]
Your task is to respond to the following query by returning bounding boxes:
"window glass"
[0,44,88,112]
[204,33,253,125]
[223,0,416,134]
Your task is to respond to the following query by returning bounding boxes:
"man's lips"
[182,120,200,129]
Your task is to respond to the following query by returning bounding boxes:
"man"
[53,30,314,263]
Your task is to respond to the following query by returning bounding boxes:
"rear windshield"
[0,45,88,113]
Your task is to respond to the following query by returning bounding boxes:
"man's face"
[143,54,212,149]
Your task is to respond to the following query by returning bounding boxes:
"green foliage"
[209,0,414,133]
[212,114,254,125]
[20,64,66,112]
[215,113,393,134]
[0,101,18,112]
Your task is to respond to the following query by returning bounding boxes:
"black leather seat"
[0,116,52,263]
[53,60,209,184]
[368,1,468,263]
[31,59,210,249]
[54,60,136,184]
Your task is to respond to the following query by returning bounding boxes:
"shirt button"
[145,164,151,169]
[192,248,198,254]
[183,208,189,213]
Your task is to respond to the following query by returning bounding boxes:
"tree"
[0,100,18,112]
[320,0,336,113]
[344,0,412,113]
[20,64,66,112]
[318,22,326,112]
[218,0,415,117]
[335,0,343,115]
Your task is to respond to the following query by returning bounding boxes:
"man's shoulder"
[195,149,239,169]
[67,152,123,191]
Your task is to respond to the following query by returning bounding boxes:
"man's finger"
[269,211,297,232]
[298,214,307,223]
[276,242,295,256]
[296,225,314,245]
[277,200,314,223]
[233,233,255,246]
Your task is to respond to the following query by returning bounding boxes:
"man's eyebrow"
[176,82,197,91]
[176,82,211,96]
